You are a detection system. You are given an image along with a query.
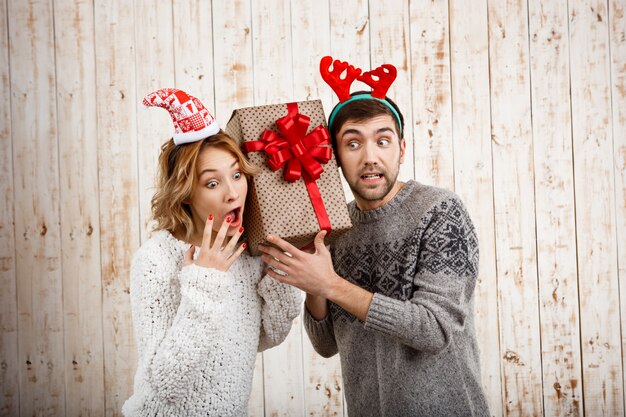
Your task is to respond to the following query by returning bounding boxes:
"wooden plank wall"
[1,0,624,416]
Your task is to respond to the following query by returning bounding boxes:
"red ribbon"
[244,102,333,236]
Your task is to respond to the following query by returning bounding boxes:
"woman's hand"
[182,214,247,272]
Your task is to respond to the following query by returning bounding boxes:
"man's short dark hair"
[328,91,405,157]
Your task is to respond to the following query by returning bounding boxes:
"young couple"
[123,59,489,417]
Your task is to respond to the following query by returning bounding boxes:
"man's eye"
[347,142,359,149]
[207,181,218,188]
[378,139,390,146]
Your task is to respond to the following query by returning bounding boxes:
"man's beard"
[346,163,400,204]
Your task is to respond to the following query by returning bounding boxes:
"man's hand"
[258,231,374,321]
[259,230,338,298]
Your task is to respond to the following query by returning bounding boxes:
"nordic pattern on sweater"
[122,230,301,417]
[304,180,490,417]
[330,197,479,324]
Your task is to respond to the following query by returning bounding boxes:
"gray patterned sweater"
[304,180,489,417]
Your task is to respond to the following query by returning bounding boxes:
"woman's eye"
[233,171,242,180]
[207,181,218,188]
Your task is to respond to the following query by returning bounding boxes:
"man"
[258,90,489,416]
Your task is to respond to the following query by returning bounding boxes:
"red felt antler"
[357,64,397,99]
[319,56,362,102]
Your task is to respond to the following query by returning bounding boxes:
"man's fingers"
[265,234,302,258]
[264,266,290,284]
[313,230,328,253]
[261,253,292,273]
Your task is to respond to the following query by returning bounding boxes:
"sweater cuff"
[303,305,333,338]
[364,293,405,334]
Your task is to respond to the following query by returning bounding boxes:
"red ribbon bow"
[244,102,333,239]
[244,104,332,182]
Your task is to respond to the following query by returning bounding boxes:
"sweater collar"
[348,180,417,223]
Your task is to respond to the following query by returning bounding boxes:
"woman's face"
[188,146,248,239]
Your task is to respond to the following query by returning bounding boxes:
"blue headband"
[327,93,403,136]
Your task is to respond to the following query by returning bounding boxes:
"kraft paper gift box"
[225,100,352,256]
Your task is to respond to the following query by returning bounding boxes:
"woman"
[122,88,301,416]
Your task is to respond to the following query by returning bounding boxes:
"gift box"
[225,100,352,256]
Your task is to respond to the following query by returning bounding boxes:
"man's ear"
[399,138,406,164]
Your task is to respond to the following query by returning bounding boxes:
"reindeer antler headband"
[319,56,402,135]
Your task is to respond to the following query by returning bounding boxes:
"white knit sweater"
[122,230,302,417]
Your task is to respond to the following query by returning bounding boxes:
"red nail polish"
[226,217,232,223]
[239,226,244,233]
[242,242,247,249]
[208,214,213,221]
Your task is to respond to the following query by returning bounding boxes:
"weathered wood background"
[1,0,625,416]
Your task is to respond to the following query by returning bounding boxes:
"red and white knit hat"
[143,88,220,145]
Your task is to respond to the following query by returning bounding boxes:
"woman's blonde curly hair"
[151,132,258,242]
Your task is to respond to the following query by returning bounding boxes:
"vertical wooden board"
[94,0,140,414]
[291,2,345,415]
[135,1,175,243]
[369,0,414,182]
[172,0,215,110]
[487,1,543,416]
[0,0,17,413]
[328,0,370,74]
[291,0,332,108]
[53,0,106,415]
[608,0,626,413]
[328,0,370,202]
[569,1,624,416]
[8,0,66,415]
[448,1,502,415]
[528,1,584,416]
[212,0,255,126]
[409,0,454,190]
[251,1,305,414]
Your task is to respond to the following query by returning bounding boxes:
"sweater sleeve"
[130,247,233,403]
[302,306,338,358]
[364,197,479,354]
[256,274,302,351]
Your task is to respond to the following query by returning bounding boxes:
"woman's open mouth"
[225,207,242,227]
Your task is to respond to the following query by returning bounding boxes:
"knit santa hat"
[143,88,220,145]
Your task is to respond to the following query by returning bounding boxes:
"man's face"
[335,114,405,211]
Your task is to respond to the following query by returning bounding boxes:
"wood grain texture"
[488,0,543,415]
[2,1,626,415]
[135,1,175,244]
[53,0,106,415]
[0,0,18,413]
[409,0,454,191]
[608,0,626,412]
[528,1,584,415]
[8,0,65,415]
[569,0,624,415]
[94,0,140,414]
[448,1,502,415]
[172,0,215,112]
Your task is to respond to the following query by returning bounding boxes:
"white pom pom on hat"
[143,88,220,145]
